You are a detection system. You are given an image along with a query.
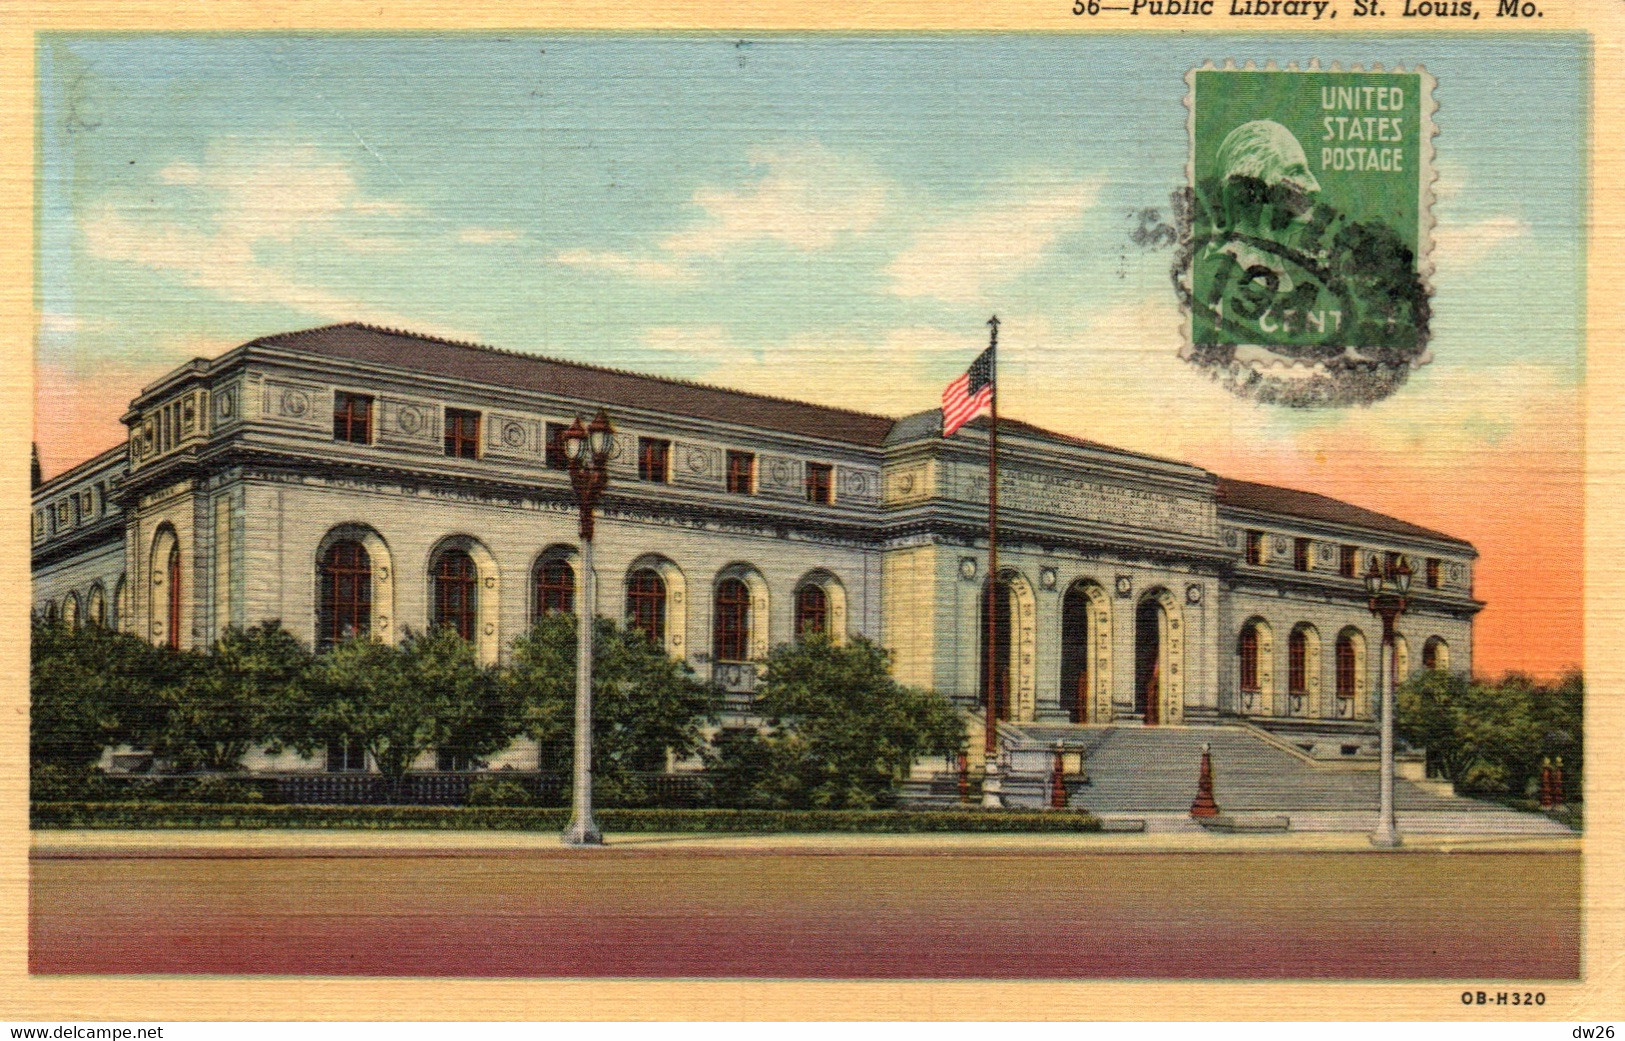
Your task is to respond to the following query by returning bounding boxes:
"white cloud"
[78,143,476,334]
[352,199,420,218]
[458,227,523,245]
[82,204,346,311]
[553,248,689,282]
[1432,215,1531,270]
[81,203,474,339]
[659,142,886,257]
[157,162,200,185]
[196,143,368,242]
[885,176,1105,305]
[339,235,408,254]
[39,312,85,334]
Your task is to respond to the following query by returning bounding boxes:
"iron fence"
[95,770,713,807]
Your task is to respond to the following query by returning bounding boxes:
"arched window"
[1288,627,1308,695]
[318,540,372,650]
[87,585,107,628]
[714,577,750,661]
[1238,623,1260,693]
[1423,637,1449,671]
[62,592,80,631]
[166,542,182,650]
[533,558,575,618]
[432,549,479,641]
[1336,633,1357,700]
[626,568,666,644]
[794,584,828,640]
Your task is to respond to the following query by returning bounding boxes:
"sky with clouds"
[34,33,1585,677]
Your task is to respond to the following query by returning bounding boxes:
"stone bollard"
[1190,740,1221,819]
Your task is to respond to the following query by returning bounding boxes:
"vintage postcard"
[2,0,1621,1026]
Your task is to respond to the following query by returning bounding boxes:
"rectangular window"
[1294,537,1311,572]
[333,391,374,444]
[726,451,756,495]
[1426,557,1441,589]
[436,750,480,772]
[1245,530,1265,566]
[1340,545,1359,578]
[638,437,670,483]
[444,407,481,459]
[326,736,366,773]
[545,422,569,471]
[805,462,834,504]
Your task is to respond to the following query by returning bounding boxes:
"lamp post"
[561,408,614,847]
[1364,553,1412,848]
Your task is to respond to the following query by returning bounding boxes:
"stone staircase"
[905,723,1574,836]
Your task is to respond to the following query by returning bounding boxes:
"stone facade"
[32,324,1482,772]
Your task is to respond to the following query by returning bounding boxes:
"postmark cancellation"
[1176,62,1438,407]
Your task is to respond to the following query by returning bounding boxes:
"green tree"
[30,619,176,770]
[1538,670,1583,800]
[705,634,964,809]
[1399,668,1584,799]
[507,613,718,800]
[295,627,513,798]
[149,621,313,772]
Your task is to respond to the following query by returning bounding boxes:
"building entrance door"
[1135,596,1161,725]
[1060,585,1091,723]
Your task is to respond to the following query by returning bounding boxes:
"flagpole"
[981,315,1002,808]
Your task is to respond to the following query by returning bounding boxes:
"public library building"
[32,324,1479,772]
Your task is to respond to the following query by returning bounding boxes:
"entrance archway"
[979,570,1037,723]
[1133,587,1184,725]
[1060,580,1112,723]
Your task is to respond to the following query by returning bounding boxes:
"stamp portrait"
[1180,64,1436,406]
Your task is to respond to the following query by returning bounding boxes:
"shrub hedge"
[31,801,1102,833]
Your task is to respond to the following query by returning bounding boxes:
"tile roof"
[254,323,899,447]
[1216,476,1472,548]
[242,325,1467,549]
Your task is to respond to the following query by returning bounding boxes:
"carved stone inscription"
[960,467,1212,537]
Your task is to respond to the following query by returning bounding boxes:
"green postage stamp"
[1180,63,1437,407]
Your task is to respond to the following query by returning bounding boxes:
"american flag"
[941,343,995,437]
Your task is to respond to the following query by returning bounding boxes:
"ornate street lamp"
[562,407,614,847]
[1364,553,1413,848]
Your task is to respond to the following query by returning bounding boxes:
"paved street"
[30,832,1580,979]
